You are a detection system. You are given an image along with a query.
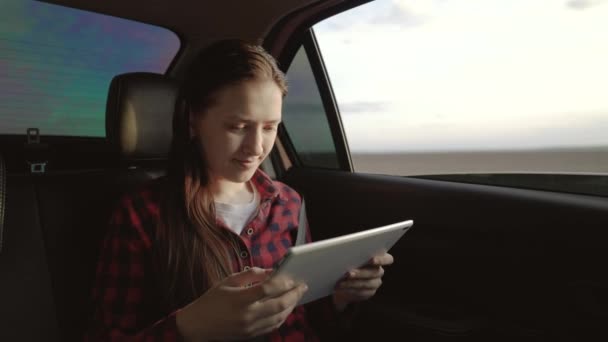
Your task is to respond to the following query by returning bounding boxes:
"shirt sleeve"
[84,196,182,342]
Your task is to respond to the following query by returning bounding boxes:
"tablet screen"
[272,219,413,305]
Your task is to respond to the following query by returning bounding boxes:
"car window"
[313,0,608,196]
[0,0,180,137]
[282,44,340,169]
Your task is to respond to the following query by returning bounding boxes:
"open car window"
[0,0,180,137]
[309,0,608,197]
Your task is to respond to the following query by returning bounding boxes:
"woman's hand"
[332,252,394,312]
[176,267,308,341]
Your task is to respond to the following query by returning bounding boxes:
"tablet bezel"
[271,219,414,305]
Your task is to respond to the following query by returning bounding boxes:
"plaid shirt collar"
[251,169,287,203]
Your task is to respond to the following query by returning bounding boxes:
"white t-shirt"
[215,184,260,235]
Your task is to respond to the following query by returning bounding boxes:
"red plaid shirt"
[85,170,349,341]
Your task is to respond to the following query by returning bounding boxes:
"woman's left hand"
[332,252,394,312]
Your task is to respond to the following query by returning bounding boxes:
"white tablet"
[271,219,414,305]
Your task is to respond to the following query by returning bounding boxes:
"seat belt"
[0,153,6,253]
[295,198,308,246]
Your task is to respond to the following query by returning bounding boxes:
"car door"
[268,1,608,340]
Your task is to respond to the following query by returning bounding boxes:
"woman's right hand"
[176,267,308,341]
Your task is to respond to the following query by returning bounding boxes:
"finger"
[369,253,394,266]
[335,288,377,301]
[222,267,272,288]
[257,284,308,317]
[253,283,308,318]
[337,278,382,290]
[243,274,299,303]
[246,303,295,337]
[348,266,384,279]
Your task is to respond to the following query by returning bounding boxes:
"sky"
[313,0,608,152]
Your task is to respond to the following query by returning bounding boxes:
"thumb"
[222,267,272,288]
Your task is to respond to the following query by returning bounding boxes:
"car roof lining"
[39,0,320,48]
[39,0,348,79]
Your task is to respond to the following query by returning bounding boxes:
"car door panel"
[281,167,608,340]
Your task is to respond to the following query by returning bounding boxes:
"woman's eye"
[264,125,278,132]
[228,124,246,131]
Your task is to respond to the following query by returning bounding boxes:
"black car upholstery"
[0,72,178,342]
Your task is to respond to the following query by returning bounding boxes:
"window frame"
[264,1,375,178]
[270,30,354,177]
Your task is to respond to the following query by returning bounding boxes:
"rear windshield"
[0,0,180,137]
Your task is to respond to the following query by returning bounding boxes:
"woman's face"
[191,79,283,184]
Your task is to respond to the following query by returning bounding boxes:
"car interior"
[1,0,607,341]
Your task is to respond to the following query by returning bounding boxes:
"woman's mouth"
[234,158,257,168]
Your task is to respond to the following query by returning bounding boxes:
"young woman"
[86,39,393,341]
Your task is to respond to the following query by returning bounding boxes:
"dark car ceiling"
[39,0,337,77]
[40,0,320,44]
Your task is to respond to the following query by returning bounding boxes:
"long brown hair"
[157,39,287,308]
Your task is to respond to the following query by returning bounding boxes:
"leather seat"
[106,72,178,164]
[0,72,178,342]
[48,72,179,341]
[0,159,61,341]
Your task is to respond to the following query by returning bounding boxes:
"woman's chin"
[227,167,258,183]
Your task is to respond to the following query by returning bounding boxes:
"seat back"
[48,72,178,341]
[0,166,60,341]
[0,72,178,341]
[0,152,5,253]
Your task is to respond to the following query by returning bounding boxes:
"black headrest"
[105,72,178,160]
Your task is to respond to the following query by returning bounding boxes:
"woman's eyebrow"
[227,116,281,124]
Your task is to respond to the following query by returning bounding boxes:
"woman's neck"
[210,178,253,205]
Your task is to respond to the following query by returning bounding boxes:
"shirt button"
[246,228,254,236]
[243,266,251,271]
[240,251,249,259]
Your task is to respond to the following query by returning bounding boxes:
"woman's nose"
[242,129,264,156]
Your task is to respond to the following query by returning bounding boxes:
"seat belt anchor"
[25,128,49,174]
